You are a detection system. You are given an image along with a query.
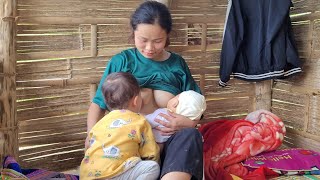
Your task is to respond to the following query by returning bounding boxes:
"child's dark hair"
[130,1,172,47]
[102,72,140,110]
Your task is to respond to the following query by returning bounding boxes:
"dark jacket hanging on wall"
[219,0,302,87]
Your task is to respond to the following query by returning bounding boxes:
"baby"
[146,90,206,144]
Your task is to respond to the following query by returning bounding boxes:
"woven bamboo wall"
[15,0,138,171]
[13,0,258,171]
[271,0,320,152]
[0,0,317,173]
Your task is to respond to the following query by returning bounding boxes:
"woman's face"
[134,23,168,61]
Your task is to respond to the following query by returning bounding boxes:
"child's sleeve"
[138,118,160,163]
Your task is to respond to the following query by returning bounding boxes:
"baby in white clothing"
[145,90,207,147]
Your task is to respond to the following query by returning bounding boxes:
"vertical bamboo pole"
[91,25,97,57]
[303,10,315,134]
[200,23,207,95]
[89,24,98,102]
[0,0,17,166]
[251,80,272,111]
[89,14,97,101]
[201,23,207,52]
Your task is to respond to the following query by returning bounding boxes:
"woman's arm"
[85,103,106,149]
[154,111,199,135]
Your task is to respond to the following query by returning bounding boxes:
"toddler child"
[80,72,160,180]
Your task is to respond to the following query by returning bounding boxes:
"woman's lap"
[160,128,203,180]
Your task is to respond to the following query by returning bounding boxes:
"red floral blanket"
[199,110,285,179]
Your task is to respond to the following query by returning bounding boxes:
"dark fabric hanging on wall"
[219,0,302,87]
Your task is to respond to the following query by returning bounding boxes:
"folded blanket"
[199,109,285,179]
[1,156,79,180]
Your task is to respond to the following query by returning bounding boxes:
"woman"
[86,1,203,179]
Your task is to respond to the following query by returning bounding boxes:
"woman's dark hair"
[102,72,140,110]
[129,1,172,47]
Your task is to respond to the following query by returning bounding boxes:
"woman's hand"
[154,110,199,136]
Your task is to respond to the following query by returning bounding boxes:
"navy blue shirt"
[219,0,301,86]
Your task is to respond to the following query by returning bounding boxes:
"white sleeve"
[145,108,169,128]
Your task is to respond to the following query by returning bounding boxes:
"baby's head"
[167,90,206,120]
[102,72,142,112]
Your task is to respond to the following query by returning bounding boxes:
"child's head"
[102,72,142,112]
[167,90,206,120]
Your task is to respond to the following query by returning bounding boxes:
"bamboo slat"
[272,88,307,106]
[16,77,101,88]
[20,150,84,171]
[19,139,83,154]
[16,85,90,98]
[18,16,225,25]
[307,95,320,136]
[314,21,320,51]
[202,98,249,122]
[284,131,320,152]
[17,48,126,61]
[17,50,91,61]
[19,126,86,140]
[18,17,129,25]
[20,144,84,163]
[17,71,71,81]
[17,35,81,52]
[17,95,89,109]
[19,114,87,128]
[272,105,306,130]
[90,25,97,57]
[17,102,89,121]
[273,80,320,95]
[0,132,3,163]
[19,132,86,148]
[17,59,69,74]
